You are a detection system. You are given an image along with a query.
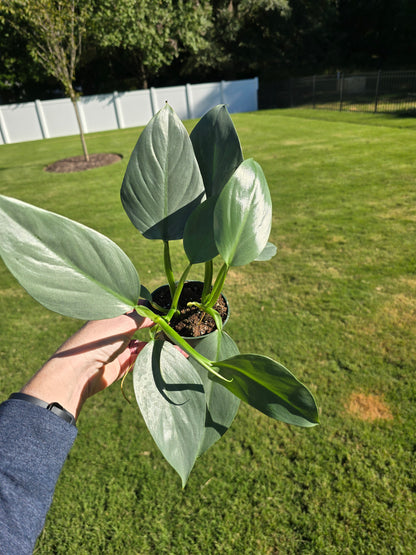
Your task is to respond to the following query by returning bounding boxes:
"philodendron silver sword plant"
[0,104,318,486]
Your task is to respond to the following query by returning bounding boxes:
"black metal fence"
[260,70,416,114]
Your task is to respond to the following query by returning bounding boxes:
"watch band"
[9,392,76,426]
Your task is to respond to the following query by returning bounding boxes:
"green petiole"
[163,240,176,300]
[201,260,213,304]
[203,262,229,309]
[166,263,192,321]
[134,304,230,382]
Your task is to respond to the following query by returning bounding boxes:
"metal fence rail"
[263,71,416,114]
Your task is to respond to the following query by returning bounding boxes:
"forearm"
[0,398,77,554]
[20,353,93,421]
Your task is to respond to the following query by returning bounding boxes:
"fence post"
[374,70,381,113]
[220,80,226,105]
[113,91,125,129]
[149,87,158,115]
[289,78,294,107]
[35,100,50,139]
[312,75,316,109]
[0,108,11,144]
[185,83,194,119]
[339,73,344,111]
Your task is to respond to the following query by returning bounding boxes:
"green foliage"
[190,104,243,198]
[213,159,271,267]
[0,195,140,319]
[91,0,212,87]
[121,104,205,240]
[0,104,317,485]
[133,340,206,488]
[1,109,416,552]
[0,0,91,98]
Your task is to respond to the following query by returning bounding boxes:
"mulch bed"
[44,153,123,173]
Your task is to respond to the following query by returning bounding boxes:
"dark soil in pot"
[150,281,229,338]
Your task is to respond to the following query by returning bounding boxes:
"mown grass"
[1,108,416,554]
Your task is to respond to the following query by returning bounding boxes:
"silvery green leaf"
[190,105,243,198]
[133,341,206,486]
[214,354,319,427]
[121,104,205,240]
[214,159,272,267]
[0,195,140,320]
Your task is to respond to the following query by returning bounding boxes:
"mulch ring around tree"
[44,153,123,173]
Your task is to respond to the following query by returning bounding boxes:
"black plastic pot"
[148,280,230,342]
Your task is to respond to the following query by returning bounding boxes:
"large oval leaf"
[190,105,243,198]
[213,354,319,427]
[121,104,205,240]
[214,159,272,267]
[133,341,206,487]
[183,196,218,264]
[188,330,241,456]
[0,195,140,320]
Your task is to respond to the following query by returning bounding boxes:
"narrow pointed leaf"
[188,331,241,455]
[121,104,205,240]
[133,341,206,486]
[214,159,272,267]
[255,242,277,262]
[0,195,140,320]
[213,354,319,427]
[190,104,243,197]
[183,196,218,264]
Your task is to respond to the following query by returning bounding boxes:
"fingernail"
[128,339,142,355]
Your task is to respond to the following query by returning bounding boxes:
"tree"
[90,0,212,89]
[1,0,92,160]
[181,0,291,80]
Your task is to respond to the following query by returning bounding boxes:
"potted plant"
[0,104,318,486]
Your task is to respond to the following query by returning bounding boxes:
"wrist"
[9,392,76,426]
[20,355,94,420]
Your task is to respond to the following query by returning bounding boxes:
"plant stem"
[134,304,230,382]
[163,240,176,299]
[204,262,229,309]
[201,260,213,303]
[166,263,192,321]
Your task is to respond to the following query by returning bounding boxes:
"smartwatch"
[9,392,76,426]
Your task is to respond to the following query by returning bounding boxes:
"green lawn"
[1,108,415,554]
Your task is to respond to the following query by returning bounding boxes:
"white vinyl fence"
[0,78,258,145]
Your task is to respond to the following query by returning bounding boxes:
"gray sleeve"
[0,398,78,554]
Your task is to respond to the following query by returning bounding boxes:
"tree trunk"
[70,91,89,162]
[139,61,149,90]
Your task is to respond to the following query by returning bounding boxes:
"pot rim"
[149,280,230,340]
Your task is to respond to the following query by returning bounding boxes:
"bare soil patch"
[346,392,393,421]
[45,153,122,173]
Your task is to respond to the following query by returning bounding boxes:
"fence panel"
[117,89,154,128]
[190,82,223,118]
[151,85,189,119]
[265,71,416,114]
[41,98,79,137]
[1,102,43,144]
[0,77,258,145]
[79,94,119,133]
[222,78,259,113]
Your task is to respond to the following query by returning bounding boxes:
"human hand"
[21,310,154,420]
